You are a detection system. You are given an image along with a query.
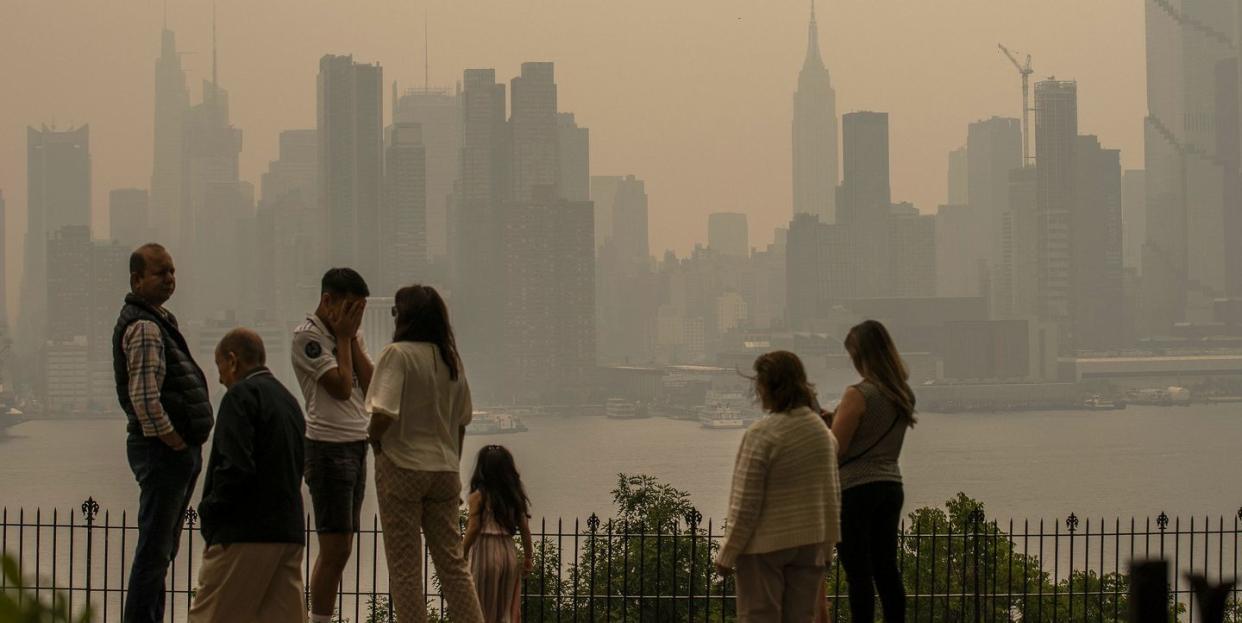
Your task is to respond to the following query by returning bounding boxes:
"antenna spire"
[211,1,218,91]
[803,0,824,70]
[424,10,430,92]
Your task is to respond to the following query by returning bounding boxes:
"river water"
[1,404,1239,523]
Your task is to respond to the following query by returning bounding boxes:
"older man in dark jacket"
[113,243,213,623]
[189,328,307,623]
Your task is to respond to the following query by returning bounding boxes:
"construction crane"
[998,44,1034,166]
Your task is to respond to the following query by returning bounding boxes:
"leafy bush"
[0,555,93,623]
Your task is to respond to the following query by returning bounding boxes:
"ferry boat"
[1083,396,1126,410]
[1128,386,1192,406]
[466,411,528,435]
[605,398,648,419]
[699,406,747,430]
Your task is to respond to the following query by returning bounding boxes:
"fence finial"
[1066,513,1079,533]
[1236,507,1241,522]
[587,513,600,533]
[1157,512,1169,531]
[184,507,198,527]
[80,497,100,523]
[685,507,703,529]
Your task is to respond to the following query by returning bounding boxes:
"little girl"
[463,445,533,623]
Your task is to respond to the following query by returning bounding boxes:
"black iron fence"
[1,499,1240,622]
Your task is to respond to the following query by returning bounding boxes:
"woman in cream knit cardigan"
[715,351,842,623]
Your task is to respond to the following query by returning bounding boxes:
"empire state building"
[792,1,838,222]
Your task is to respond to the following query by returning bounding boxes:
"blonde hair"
[844,320,916,425]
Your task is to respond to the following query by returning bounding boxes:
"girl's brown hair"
[844,319,917,425]
[751,351,817,414]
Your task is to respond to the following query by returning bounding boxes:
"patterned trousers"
[375,453,484,623]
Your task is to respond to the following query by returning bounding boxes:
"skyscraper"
[1072,135,1124,350]
[453,68,509,396]
[261,130,318,205]
[998,166,1040,319]
[108,188,149,248]
[611,175,650,265]
[840,111,891,296]
[947,146,968,205]
[46,227,92,344]
[19,125,91,359]
[839,111,891,225]
[792,1,838,222]
[44,226,135,408]
[1034,80,1077,339]
[382,122,428,292]
[590,175,623,250]
[394,87,460,259]
[1121,170,1146,272]
[935,203,978,297]
[708,213,749,258]
[597,175,654,365]
[557,113,590,202]
[182,32,245,319]
[260,129,319,321]
[318,54,384,279]
[510,62,559,201]
[1220,56,1242,301]
[967,117,1022,274]
[44,225,94,412]
[1142,0,1236,331]
[785,213,853,330]
[889,204,937,298]
[0,190,6,327]
[150,25,189,245]
[26,125,91,235]
[501,194,595,401]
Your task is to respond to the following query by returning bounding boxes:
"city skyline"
[0,0,1147,320]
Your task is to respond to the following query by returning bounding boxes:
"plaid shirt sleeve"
[123,320,173,437]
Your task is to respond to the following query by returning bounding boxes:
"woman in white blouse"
[366,285,483,623]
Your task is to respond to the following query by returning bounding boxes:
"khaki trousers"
[734,543,825,623]
[187,542,306,623]
[375,453,484,623]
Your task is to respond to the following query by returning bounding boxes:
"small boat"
[467,411,528,435]
[1083,396,1126,410]
[700,406,747,430]
[605,398,648,420]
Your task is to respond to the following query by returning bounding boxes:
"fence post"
[685,507,702,623]
[183,506,198,620]
[969,507,985,623]
[588,513,600,621]
[1066,513,1079,623]
[81,497,100,610]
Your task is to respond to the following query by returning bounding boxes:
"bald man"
[190,329,308,623]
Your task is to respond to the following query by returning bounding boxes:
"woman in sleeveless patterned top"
[818,320,917,623]
[463,445,533,623]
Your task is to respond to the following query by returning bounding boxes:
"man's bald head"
[129,243,167,276]
[216,328,266,368]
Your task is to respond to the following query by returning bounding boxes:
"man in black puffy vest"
[112,243,214,623]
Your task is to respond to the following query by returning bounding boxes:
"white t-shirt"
[364,342,473,472]
[292,314,371,442]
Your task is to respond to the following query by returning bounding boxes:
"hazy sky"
[0,0,1145,314]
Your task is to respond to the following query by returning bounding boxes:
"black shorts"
[304,439,368,534]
